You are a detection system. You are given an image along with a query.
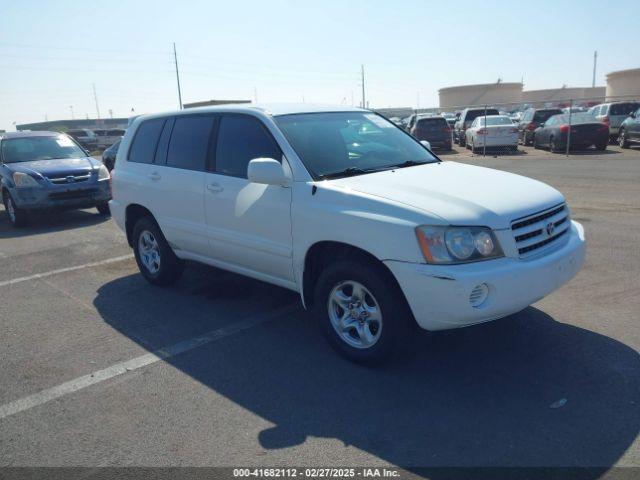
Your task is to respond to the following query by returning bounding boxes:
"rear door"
[149,114,214,256]
[203,113,294,283]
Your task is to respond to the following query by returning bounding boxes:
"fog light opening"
[469,283,489,308]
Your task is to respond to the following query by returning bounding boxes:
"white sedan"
[465,115,519,153]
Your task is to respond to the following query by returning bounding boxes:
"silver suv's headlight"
[415,225,503,264]
[97,165,110,180]
[12,172,40,187]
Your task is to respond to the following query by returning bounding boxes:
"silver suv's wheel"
[328,280,382,349]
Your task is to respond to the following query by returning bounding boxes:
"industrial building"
[17,117,128,132]
[521,86,605,106]
[183,99,251,109]
[606,68,640,101]
[438,81,523,109]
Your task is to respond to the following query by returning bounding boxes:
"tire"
[2,190,28,227]
[132,216,184,286]
[522,131,529,146]
[459,133,466,147]
[96,202,110,215]
[550,137,560,153]
[595,142,607,151]
[313,259,411,365]
[619,128,630,148]
[533,137,540,149]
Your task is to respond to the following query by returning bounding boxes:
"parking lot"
[0,144,638,473]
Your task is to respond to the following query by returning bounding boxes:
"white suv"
[110,104,586,364]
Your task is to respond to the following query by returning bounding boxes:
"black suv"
[454,108,499,146]
[517,108,562,145]
[408,116,452,150]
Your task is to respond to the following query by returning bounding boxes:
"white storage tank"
[439,82,523,109]
[606,68,640,101]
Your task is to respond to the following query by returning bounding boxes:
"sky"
[1,0,639,131]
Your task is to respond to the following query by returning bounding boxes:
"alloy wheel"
[327,280,383,349]
[138,230,161,274]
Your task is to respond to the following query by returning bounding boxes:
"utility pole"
[173,42,183,109]
[592,50,597,88]
[417,92,420,111]
[69,105,74,119]
[108,109,113,119]
[92,83,101,119]
[254,87,258,103]
[360,65,366,109]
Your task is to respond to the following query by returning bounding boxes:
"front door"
[204,114,294,283]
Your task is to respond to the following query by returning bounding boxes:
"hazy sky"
[1,0,639,130]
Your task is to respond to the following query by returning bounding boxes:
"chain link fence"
[377,94,640,157]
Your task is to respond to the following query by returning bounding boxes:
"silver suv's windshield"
[274,112,438,179]
[1,135,87,163]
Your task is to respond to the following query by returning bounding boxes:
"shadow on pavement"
[94,266,640,477]
[0,206,109,238]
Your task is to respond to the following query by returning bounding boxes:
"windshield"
[274,112,438,179]
[534,110,562,122]
[477,116,513,126]
[1,135,87,163]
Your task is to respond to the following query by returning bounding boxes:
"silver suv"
[588,101,640,140]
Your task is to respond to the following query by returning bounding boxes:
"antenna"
[173,42,183,109]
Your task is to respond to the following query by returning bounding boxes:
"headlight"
[415,225,503,264]
[97,165,110,180]
[12,172,40,187]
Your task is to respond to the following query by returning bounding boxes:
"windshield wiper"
[386,160,430,169]
[318,167,374,180]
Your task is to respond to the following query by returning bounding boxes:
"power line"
[173,42,183,110]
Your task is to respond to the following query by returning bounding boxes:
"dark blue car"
[0,131,111,227]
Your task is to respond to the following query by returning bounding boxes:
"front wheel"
[313,260,411,365]
[132,217,184,286]
[619,129,630,148]
[96,202,110,215]
[3,191,28,227]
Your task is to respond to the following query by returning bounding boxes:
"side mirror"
[420,140,431,149]
[629,111,636,118]
[539,123,545,128]
[247,158,289,186]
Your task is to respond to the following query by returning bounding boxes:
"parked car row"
[65,128,125,151]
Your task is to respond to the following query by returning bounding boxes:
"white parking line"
[0,254,134,287]
[0,304,297,420]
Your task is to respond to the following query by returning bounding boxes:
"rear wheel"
[2,190,28,227]
[313,260,411,365]
[459,133,466,147]
[595,142,607,151]
[619,128,630,148]
[132,217,184,285]
[550,137,560,153]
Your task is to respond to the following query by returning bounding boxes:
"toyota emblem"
[545,222,555,236]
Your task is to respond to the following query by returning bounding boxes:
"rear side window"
[465,109,499,122]
[610,103,640,115]
[215,115,281,178]
[128,118,165,164]
[166,115,214,171]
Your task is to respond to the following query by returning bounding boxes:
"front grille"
[511,203,570,257]
[46,173,92,184]
[49,189,95,200]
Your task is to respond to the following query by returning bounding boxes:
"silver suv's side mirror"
[247,158,289,186]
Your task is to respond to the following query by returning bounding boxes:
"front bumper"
[12,180,111,210]
[385,220,586,331]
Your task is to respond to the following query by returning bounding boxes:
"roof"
[1,130,61,139]
[439,82,522,93]
[606,68,640,79]
[136,103,366,123]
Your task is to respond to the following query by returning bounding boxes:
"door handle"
[148,172,161,181]
[207,182,224,193]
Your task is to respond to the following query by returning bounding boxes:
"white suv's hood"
[328,161,565,229]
